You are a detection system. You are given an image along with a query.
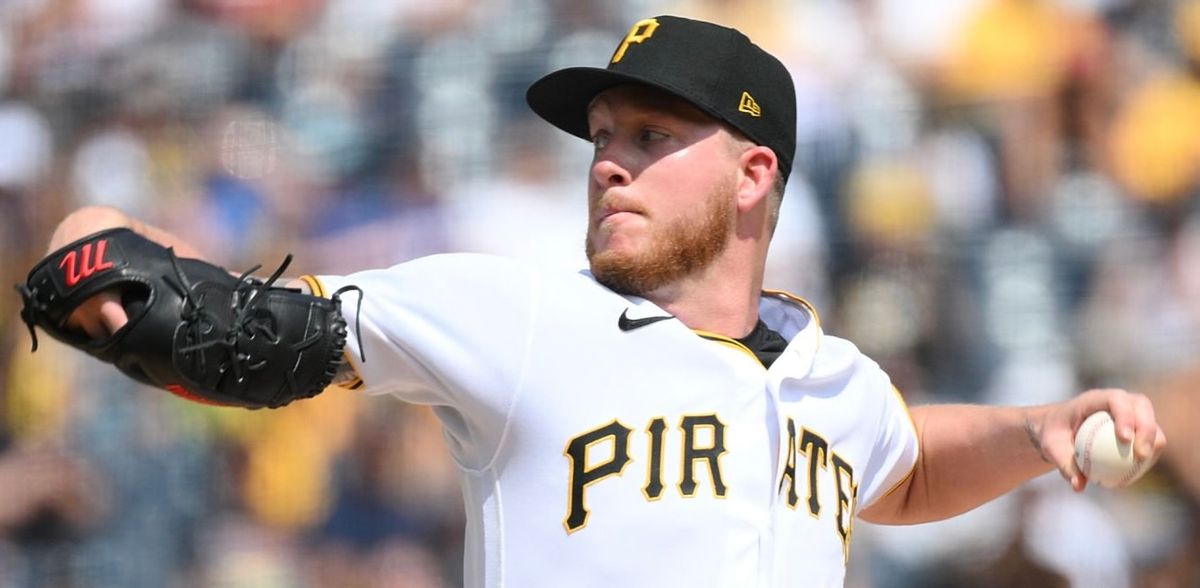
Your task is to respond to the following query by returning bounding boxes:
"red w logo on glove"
[58,240,114,287]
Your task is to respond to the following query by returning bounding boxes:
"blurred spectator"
[162,104,296,265]
[1108,0,1200,208]
[298,150,456,274]
[69,123,156,215]
[303,401,457,587]
[934,0,1111,218]
[0,438,107,587]
[446,117,590,271]
[0,98,54,363]
[0,100,52,193]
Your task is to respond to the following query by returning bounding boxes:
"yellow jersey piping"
[300,274,364,390]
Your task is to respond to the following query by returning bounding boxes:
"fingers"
[1054,388,1168,491]
[1054,454,1085,491]
[1132,398,1165,462]
[98,295,130,334]
[1100,389,1162,461]
[66,290,128,340]
[1038,418,1086,491]
[1152,427,1169,472]
[74,311,109,341]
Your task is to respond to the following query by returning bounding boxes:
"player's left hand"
[1029,388,1166,491]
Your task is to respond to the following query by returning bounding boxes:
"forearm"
[861,403,1054,525]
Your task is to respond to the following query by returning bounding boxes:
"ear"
[735,145,778,214]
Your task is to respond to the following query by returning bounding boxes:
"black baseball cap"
[526,15,797,181]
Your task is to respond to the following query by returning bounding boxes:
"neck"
[644,247,766,339]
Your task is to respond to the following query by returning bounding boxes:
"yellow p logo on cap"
[611,18,660,64]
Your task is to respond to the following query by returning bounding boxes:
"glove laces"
[15,283,44,352]
[172,249,294,385]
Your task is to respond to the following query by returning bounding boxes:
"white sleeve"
[308,253,540,467]
[856,364,920,510]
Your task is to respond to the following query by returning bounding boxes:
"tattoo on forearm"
[1024,419,1049,463]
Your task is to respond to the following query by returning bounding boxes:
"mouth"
[600,209,638,223]
[594,196,645,225]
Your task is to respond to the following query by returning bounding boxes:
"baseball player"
[22,15,1165,588]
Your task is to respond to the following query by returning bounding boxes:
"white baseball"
[1073,411,1151,487]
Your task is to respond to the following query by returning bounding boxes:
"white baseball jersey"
[308,253,919,587]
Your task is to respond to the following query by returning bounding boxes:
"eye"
[591,132,610,151]
[638,129,667,143]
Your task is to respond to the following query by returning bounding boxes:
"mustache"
[591,192,648,219]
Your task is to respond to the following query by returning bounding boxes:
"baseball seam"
[1080,415,1100,479]
[1081,413,1145,486]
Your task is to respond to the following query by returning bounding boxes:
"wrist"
[1023,415,1050,463]
[329,355,363,389]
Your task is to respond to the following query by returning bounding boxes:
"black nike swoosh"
[618,309,673,332]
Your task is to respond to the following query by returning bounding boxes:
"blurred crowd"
[1,0,1199,586]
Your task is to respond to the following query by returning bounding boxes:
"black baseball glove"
[16,228,352,408]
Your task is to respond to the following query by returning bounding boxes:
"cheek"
[657,147,727,194]
[648,177,715,218]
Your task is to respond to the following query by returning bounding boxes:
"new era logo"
[738,92,761,117]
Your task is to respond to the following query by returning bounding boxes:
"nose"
[591,154,631,190]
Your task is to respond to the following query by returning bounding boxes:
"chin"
[588,234,650,264]
[587,246,626,274]
[587,248,668,296]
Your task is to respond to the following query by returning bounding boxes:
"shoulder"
[324,253,608,304]
[757,291,885,383]
[392,253,596,281]
[394,252,533,274]
[809,335,888,385]
[339,253,536,290]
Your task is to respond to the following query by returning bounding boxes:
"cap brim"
[526,67,719,142]
[526,67,642,140]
